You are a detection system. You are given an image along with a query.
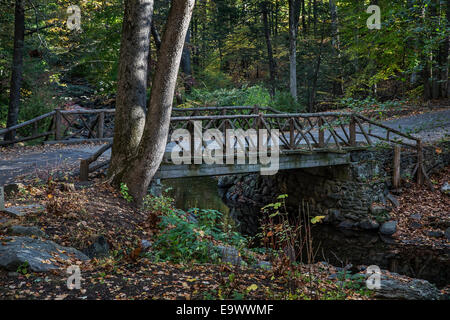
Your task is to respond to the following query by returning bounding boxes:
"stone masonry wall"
[218,140,450,235]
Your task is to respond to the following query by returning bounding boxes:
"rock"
[330,209,341,221]
[440,182,450,194]
[255,261,272,270]
[445,227,450,240]
[410,222,422,230]
[216,245,242,266]
[338,220,355,229]
[2,204,45,217]
[141,239,152,250]
[386,193,400,207]
[375,278,441,300]
[4,183,25,197]
[380,221,397,236]
[82,236,109,258]
[218,176,235,189]
[0,236,89,272]
[8,225,47,238]
[410,213,422,221]
[426,230,444,238]
[358,219,379,230]
[370,204,388,216]
[328,273,338,280]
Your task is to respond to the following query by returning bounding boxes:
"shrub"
[146,194,247,264]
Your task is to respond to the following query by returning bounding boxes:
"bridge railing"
[0,106,279,146]
[0,106,426,185]
[168,112,421,153]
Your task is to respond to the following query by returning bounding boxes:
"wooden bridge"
[0,106,427,184]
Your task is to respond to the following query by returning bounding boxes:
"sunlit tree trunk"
[109,0,153,178]
[115,0,195,204]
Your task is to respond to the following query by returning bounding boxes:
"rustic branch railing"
[0,106,426,185]
[0,106,281,146]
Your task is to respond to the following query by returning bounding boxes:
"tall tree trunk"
[5,0,25,142]
[301,0,307,34]
[313,0,317,37]
[115,0,195,204]
[108,0,153,177]
[289,0,301,101]
[261,2,276,97]
[181,26,192,94]
[329,0,343,96]
[439,0,449,98]
[151,22,162,50]
[309,28,325,112]
[431,0,440,99]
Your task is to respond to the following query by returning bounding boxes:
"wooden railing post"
[318,117,325,147]
[188,120,195,157]
[416,140,424,185]
[55,108,62,140]
[289,118,295,149]
[97,112,105,138]
[349,116,356,147]
[0,186,4,211]
[393,145,401,189]
[80,159,89,181]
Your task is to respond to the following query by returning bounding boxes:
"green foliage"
[183,85,304,112]
[17,261,30,275]
[119,183,133,203]
[335,270,372,296]
[147,194,247,264]
[143,193,174,216]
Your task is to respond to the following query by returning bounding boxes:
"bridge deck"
[155,150,351,179]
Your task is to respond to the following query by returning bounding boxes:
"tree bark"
[329,0,343,96]
[289,0,301,102]
[181,26,192,94]
[439,0,449,98]
[5,0,25,142]
[115,0,195,204]
[261,2,276,97]
[108,0,154,177]
[151,22,162,50]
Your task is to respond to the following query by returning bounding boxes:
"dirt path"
[0,109,448,185]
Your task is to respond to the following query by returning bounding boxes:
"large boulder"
[358,219,379,230]
[8,225,47,238]
[81,235,110,258]
[375,278,442,300]
[216,245,242,266]
[0,236,89,272]
[441,182,450,195]
[380,221,397,236]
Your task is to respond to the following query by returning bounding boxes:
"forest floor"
[391,166,450,248]
[0,181,372,300]
[0,161,448,300]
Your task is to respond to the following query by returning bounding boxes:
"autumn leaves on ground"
[0,173,372,300]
